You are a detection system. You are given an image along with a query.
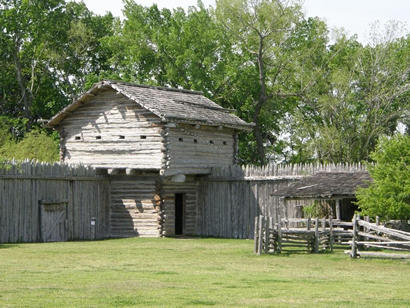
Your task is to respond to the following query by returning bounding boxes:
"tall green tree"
[215,0,328,164]
[356,134,410,220]
[288,25,410,163]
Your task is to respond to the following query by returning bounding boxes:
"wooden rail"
[346,215,410,259]
[254,216,347,255]
[255,215,410,259]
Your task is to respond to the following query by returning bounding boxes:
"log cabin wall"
[164,124,236,174]
[109,174,161,238]
[160,177,198,236]
[57,89,164,169]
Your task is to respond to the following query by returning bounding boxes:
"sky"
[77,0,410,43]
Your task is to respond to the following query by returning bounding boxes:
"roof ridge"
[104,80,204,96]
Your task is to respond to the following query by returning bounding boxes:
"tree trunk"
[13,41,33,121]
[253,35,268,165]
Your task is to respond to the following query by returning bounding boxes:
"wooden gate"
[39,201,68,242]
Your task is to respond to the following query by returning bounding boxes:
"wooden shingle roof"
[272,172,372,199]
[47,80,254,130]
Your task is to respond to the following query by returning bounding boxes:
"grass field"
[0,237,409,307]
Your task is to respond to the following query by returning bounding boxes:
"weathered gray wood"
[0,162,109,243]
[357,251,410,259]
[254,216,259,254]
[257,216,263,255]
[314,218,319,253]
[357,220,410,241]
[329,218,334,252]
[264,216,270,254]
[351,214,358,258]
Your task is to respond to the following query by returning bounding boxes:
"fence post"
[307,217,311,231]
[254,216,259,254]
[364,216,370,242]
[277,220,282,254]
[351,214,358,258]
[314,218,319,253]
[329,217,333,252]
[257,215,264,255]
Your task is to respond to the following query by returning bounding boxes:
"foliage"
[0,0,408,164]
[0,238,409,306]
[0,128,59,162]
[303,200,333,218]
[288,26,410,164]
[215,0,330,164]
[356,134,410,220]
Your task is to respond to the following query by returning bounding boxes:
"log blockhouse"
[48,80,253,237]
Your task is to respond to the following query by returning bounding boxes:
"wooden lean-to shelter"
[272,172,371,221]
[47,80,253,237]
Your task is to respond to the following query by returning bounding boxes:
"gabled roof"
[272,171,372,199]
[47,80,254,130]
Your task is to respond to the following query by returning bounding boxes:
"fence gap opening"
[175,193,184,235]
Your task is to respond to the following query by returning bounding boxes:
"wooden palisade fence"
[0,161,110,243]
[197,162,366,239]
[347,215,410,259]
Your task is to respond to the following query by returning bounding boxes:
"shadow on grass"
[0,244,20,249]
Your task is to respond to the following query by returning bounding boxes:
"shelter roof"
[47,80,254,130]
[272,171,372,199]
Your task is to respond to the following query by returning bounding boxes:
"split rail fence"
[347,215,410,259]
[254,214,410,259]
[254,216,353,254]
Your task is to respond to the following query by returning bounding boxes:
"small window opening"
[223,141,227,145]
[95,136,101,140]
[209,140,214,144]
[178,137,183,142]
[194,139,198,143]
[119,135,125,140]
[140,135,147,139]
[75,136,81,140]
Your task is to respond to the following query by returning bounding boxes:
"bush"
[356,134,410,220]
[0,129,59,163]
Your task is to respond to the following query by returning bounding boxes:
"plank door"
[40,201,68,242]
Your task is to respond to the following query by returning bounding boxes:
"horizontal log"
[358,220,410,240]
[357,251,410,259]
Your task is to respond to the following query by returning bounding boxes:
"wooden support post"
[336,199,341,220]
[364,216,370,242]
[329,217,334,252]
[254,216,259,254]
[314,218,319,253]
[351,214,358,258]
[264,216,270,254]
[269,217,274,252]
[307,217,311,231]
[376,216,380,237]
[277,220,282,254]
[257,215,263,255]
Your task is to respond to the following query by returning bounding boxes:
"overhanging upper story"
[47,80,254,176]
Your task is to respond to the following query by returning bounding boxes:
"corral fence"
[0,161,110,243]
[254,216,353,255]
[254,214,410,259]
[347,215,410,259]
[196,163,366,239]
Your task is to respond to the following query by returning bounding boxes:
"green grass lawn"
[0,238,409,307]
